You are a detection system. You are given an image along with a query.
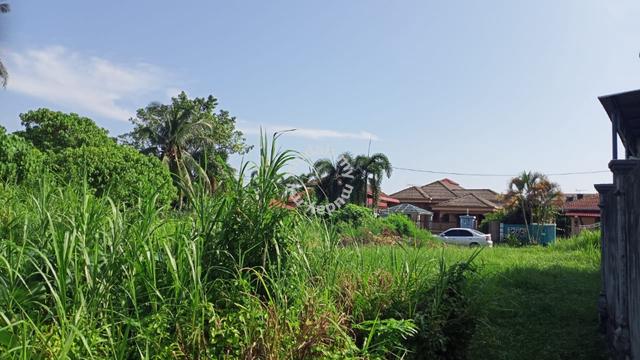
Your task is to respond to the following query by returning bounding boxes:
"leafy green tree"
[53,145,176,206]
[0,126,44,183]
[0,3,9,88]
[17,108,114,151]
[10,109,177,206]
[121,92,249,203]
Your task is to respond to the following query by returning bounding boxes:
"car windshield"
[468,229,485,236]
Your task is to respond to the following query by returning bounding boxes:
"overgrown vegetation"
[330,204,437,246]
[0,133,481,359]
[0,105,605,358]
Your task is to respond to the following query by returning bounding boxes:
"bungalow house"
[389,178,501,232]
[562,194,600,235]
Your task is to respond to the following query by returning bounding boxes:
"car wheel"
[469,242,479,247]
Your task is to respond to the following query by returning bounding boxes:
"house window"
[442,214,450,223]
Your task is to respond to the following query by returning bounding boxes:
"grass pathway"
[466,246,607,359]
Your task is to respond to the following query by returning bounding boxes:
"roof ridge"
[454,188,498,194]
[426,180,459,196]
[433,193,498,208]
[468,193,498,207]
[413,185,432,200]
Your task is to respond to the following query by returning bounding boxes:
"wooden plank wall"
[597,160,640,359]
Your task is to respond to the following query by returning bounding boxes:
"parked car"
[438,228,493,247]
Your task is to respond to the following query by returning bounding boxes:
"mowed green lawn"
[338,243,607,359]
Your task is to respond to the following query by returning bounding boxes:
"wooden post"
[612,112,619,160]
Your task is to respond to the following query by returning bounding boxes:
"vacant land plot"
[337,242,606,359]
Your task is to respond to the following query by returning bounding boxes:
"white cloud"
[239,121,379,141]
[5,46,171,121]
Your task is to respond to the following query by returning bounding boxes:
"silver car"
[438,228,493,247]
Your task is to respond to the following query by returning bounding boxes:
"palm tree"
[122,92,217,206]
[362,153,392,209]
[0,3,10,88]
[503,171,563,243]
[353,153,392,208]
[312,152,355,203]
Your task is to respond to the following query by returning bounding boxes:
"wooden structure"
[596,89,640,359]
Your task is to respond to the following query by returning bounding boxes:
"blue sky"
[1,1,639,194]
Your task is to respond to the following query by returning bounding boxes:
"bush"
[382,214,417,237]
[553,230,600,252]
[331,203,375,227]
[52,145,177,207]
[0,126,45,184]
[17,108,114,151]
[479,210,505,233]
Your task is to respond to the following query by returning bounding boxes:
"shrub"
[553,230,600,252]
[0,126,45,184]
[479,209,505,233]
[52,145,176,206]
[331,204,375,227]
[382,214,417,237]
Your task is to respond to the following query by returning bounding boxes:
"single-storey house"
[562,194,600,235]
[389,178,501,232]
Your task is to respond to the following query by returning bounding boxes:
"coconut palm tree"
[312,152,355,203]
[362,153,392,209]
[122,92,217,206]
[0,3,10,88]
[352,153,392,208]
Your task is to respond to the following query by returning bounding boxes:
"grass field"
[335,241,606,359]
[0,169,607,359]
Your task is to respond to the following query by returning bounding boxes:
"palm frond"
[0,59,7,88]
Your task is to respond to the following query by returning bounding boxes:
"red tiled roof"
[367,191,400,208]
[441,178,460,187]
[389,179,497,207]
[389,185,431,201]
[563,195,599,211]
[431,193,500,210]
[379,194,400,204]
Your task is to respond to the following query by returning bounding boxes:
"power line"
[392,166,609,177]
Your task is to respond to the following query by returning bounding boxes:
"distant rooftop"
[381,203,433,215]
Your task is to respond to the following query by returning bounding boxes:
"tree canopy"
[0,126,44,184]
[17,108,114,152]
[503,171,564,225]
[308,152,392,209]
[6,109,177,206]
[121,92,249,200]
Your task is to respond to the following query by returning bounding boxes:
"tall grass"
[0,134,480,359]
